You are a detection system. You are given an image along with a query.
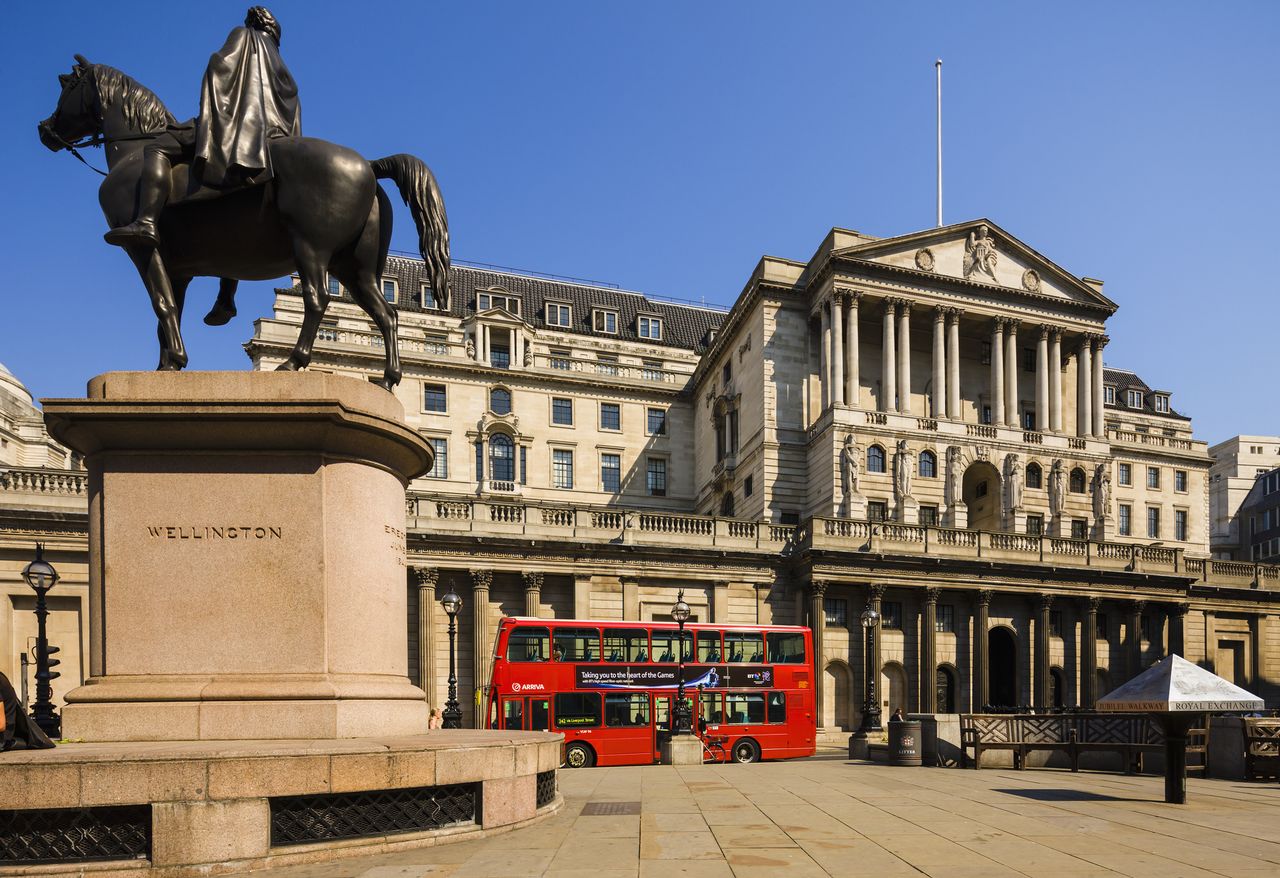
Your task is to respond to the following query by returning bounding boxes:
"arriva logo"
[511,682,545,693]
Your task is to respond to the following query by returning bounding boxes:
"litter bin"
[888,720,922,766]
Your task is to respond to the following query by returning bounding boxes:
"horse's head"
[38,55,100,152]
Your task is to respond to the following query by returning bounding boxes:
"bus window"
[503,699,524,730]
[654,696,671,729]
[767,691,787,724]
[507,626,550,662]
[530,698,550,731]
[605,693,650,727]
[651,631,692,663]
[725,631,764,663]
[725,693,765,724]
[554,627,600,662]
[603,628,648,662]
[554,692,601,728]
[767,631,806,664]
[697,631,722,663]
[699,691,722,727]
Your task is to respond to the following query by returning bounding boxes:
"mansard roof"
[1103,367,1190,421]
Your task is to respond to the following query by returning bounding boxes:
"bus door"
[652,693,671,762]
[603,692,651,764]
[501,696,525,730]
[528,697,550,731]
[501,696,550,731]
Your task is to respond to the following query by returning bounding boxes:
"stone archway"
[962,460,1002,531]
[988,626,1018,708]
[823,660,854,730]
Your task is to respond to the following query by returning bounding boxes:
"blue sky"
[3,1,1277,444]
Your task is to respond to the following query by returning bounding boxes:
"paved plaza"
[255,752,1280,878]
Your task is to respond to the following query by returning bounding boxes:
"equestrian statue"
[37,6,448,390]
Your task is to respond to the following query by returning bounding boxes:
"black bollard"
[1156,714,1196,805]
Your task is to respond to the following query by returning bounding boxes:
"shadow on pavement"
[994,788,1142,802]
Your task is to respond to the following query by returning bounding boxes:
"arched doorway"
[936,665,958,714]
[987,626,1018,708]
[823,661,853,730]
[1049,667,1066,708]
[880,661,907,717]
[962,461,1002,531]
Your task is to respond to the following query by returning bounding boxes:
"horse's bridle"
[43,64,153,177]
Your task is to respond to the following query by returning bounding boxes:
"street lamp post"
[671,589,692,735]
[440,587,463,729]
[849,605,881,758]
[22,544,61,738]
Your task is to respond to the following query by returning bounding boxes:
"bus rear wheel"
[731,738,760,764]
[564,742,596,768]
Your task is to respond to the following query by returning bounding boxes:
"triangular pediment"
[832,219,1116,312]
[472,306,526,325]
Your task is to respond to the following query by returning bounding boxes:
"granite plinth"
[659,735,705,765]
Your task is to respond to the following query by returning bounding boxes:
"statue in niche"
[1093,464,1112,520]
[839,434,860,504]
[1005,453,1023,512]
[1048,459,1066,518]
[963,223,999,281]
[944,446,962,509]
[894,439,913,500]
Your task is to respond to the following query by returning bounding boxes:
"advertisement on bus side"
[573,664,773,690]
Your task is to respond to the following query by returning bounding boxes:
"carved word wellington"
[147,526,284,540]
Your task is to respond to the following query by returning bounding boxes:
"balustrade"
[967,424,998,439]
[0,467,88,495]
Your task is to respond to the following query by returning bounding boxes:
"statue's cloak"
[194,25,300,188]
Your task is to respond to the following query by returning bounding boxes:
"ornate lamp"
[22,543,61,738]
[858,606,882,734]
[440,587,463,729]
[671,590,692,735]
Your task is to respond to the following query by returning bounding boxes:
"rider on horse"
[104,6,300,249]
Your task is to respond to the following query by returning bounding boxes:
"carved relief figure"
[465,336,476,358]
[944,446,962,509]
[1005,453,1023,512]
[963,223,999,281]
[894,439,913,500]
[1093,464,1112,520]
[1048,459,1066,518]
[840,434,860,503]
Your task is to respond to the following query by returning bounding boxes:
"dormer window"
[421,283,445,310]
[1104,385,1115,405]
[479,291,520,315]
[1126,389,1144,409]
[593,308,619,334]
[1153,394,1170,414]
[638,315,663,340]
[546,302,572,328]
[381,278,398,303]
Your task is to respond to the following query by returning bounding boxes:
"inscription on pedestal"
[385,523,406,566]
[146,525,284,540]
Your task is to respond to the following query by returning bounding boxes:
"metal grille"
[536,770,557,809]
[270,783,478,846]
[0,805,150,864]
[580,801,640,816]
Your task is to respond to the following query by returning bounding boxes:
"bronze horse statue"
[38,56,448,390]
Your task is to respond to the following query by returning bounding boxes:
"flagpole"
[936,58,943,228]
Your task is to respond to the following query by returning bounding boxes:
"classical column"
[414,567,438,705]
[1169,602,1190,658]
[471,569,493,727]
[831,294,845,406]
[974,590,993,710]
[845,292,861,406]
[819,303,831,411]
[1004,320,1019,427]
[523,571,543,618]
[946,310,961,420]
[990,319,1005,426]
[1077,336,1092,438]
[812,580,828,728]
[1092,336,1107,439]
[922,587,940,713]
[1082,597,1100,708]
[1049,330,1063,433]
[1127,599,1145,681]
[932,308,947,419]
[897,302,912,414]
[1035,326,1050,432]
[1035,593,1053,709]
[881,301,897,412]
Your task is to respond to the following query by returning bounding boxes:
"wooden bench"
[961,713,1192,773]
[1244,719,1280,781]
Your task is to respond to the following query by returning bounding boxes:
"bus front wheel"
[731,738,760,764]
[564,742,596,769]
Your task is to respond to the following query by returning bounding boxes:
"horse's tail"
[370,154,450,298]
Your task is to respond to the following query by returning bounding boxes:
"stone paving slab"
[244,754,1280,877]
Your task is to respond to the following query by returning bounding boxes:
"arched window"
[489,387,512,416]
[489,433,514,482]
[867,445,886,473]
[720,492,735,517]
[919,450,937,479]
[1069,467,1086,493]
[935,666,957,714]
[1026,462,1042,489]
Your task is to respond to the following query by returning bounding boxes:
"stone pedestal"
[844,493,867,521]
[1048,515,1067,538]
[946,504,967,529]
[660,735,705,765]
[1093,516,1111,541]
[43,372,435,741]
[897,496,919,524]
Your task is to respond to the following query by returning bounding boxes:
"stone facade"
[1209,435,1280,559]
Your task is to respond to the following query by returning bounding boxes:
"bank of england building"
[4,219,1279,729]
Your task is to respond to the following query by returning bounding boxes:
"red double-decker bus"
[486,617,815,767]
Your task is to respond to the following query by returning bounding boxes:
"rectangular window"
[600,402,621,431]
[981,342,992,365]
[554,692,600,729]
[1127,389,1144,408]
[1119,504,1132,536]
[596,355,619,376]
[1026,514,1044,536]
[1175,470,1187,492]
[423,383,447,413]
[724,631,764,663]
[1104,385,1115,405]
[697,631,722,663]
[549,350,571,370]
[506,626,550,662]
[1022,348,1036,372]
[1096,613,1108,640]
[647,408,667,435]
[1022,409,1035,430]
[1071,519,1087,540]
[823,598,847,628]
[638,315,663,340]
[601,453,621,493]
[326,275,341,295]
[551,397,573,426]
[1147,467,1161,489]
[519,445,527,485]
[981,405,992,425]
[426,438,448,479]
[646,458,667,497]
[1147,506,1161,539]
[545,302,571,327]
[767,632,806,664]
[554,627,599,661]
[868,501,888,522]
[1154,395,1170,413]
[603,629,648,663]
[604,692,650,727]
[744,475,753,497]
[479,292,520,315]
[642,360,664,381]
[920,505,938,526]
[1176,509,1188,542]
[767,691,787,724]
[381,278,397,303]
[1118,463,1131,486]
[722,362,732,384]
[724,693,765,724]
[553,449,574,489]
[593,309,618,334]
[881,602,903,630]
[1049,610,1063,638]
[935,605,955,633]
[421,284,441,310]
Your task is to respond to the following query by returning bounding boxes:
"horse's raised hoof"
[275,359,303,372]
[203,303,237,326]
